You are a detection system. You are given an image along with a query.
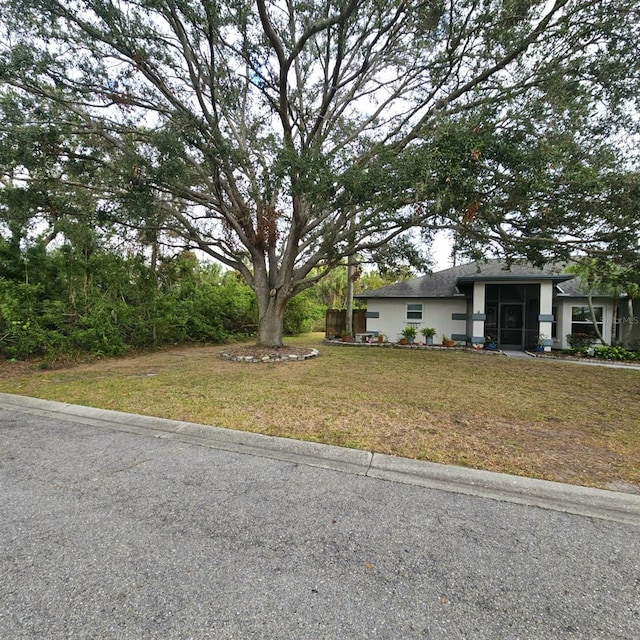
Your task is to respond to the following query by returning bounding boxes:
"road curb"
[2,392,639,526]
[368,454,640,526]
[0,392,371,476]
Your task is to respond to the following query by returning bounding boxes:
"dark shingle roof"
[356,259,575,299]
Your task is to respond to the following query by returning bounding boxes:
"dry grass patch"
[1,334,639,493]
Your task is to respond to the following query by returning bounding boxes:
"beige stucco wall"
[364,298,468,344]
[365,295,619,349]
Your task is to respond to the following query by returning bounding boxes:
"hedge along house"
[355,260,628,350]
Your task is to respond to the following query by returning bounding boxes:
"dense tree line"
[0,242,248,358]
[0,219,403,360]
[0,238,326,359]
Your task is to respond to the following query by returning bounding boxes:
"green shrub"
[284,291,323,335]
[0,281,48,358]
[0,245,324,357]
[592,346,638,361]
[566,333,594,351]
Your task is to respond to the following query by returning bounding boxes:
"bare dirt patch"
[0,356,83,380]
[0,359,38,381]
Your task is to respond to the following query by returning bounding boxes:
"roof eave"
[456,275,574,285]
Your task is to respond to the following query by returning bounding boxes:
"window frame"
[406,303,423,321]
[570,305,604,338]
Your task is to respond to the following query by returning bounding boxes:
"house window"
[571,306,603,338]
[551,306,557,339]
[406,303,423,320]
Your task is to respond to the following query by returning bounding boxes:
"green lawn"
[1,333,639,492]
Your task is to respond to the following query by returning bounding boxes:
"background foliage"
[0,241,263,359]
[0,235,382,359]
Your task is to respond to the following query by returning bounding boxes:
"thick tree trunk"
[256,290,289,347]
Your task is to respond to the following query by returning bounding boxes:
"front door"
[500,303,524,348]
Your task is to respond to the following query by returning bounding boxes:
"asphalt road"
[1,405,639,639]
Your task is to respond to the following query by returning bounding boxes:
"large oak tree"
[1,0,638,345]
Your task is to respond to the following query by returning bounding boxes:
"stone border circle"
[219,348,319,364]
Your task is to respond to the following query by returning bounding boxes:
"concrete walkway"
[501,350,533,359]
[502,349,640,369]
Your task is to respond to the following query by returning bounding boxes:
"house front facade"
[356,260,622,350]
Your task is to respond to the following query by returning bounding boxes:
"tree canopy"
[1,0,639,345]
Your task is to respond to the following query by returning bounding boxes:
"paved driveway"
[1,405,639,639]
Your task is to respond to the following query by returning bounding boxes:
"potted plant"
[532,334,547,352]
[421,327,436,345]
[341,331,353,343]
[442,334,455,347]
[484,335,498,350]
[400,325,417,344]
[377,333,385,343]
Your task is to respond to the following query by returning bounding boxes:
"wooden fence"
[325,309,367,337]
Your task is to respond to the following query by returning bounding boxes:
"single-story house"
[355,259,638,351]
